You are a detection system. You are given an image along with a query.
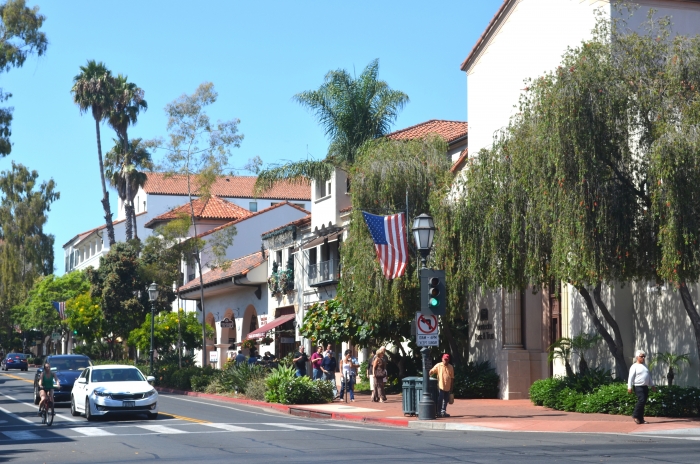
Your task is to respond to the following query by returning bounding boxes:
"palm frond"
[254,159,333,196]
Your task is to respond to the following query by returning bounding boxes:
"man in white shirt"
[628,350,655,424]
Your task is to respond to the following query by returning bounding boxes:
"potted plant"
[241,338,257,350]
[260,336,274,345]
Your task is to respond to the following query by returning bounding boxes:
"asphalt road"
[1,369,700,464]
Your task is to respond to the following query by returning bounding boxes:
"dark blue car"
[1,353,28,371]
[33,354,92,404]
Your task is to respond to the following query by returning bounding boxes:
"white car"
[70,365,158,421]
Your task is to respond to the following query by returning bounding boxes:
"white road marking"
[0,391,80,422]
[264,423,322,431]
[0,406,33,424]
[137,424,187,434]
[3,430,41,441]
[159,395,292,419]
[204,423,258,432]
[71,427,115,436]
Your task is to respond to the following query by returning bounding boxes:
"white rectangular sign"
[416,334,439,346]
[209,351,219,363]
[415,312,439,346]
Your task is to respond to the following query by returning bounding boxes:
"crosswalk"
[0,421,376,443]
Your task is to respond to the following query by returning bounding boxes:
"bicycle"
[39,396,55,426]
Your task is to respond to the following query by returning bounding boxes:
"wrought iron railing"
[308,259,338,286]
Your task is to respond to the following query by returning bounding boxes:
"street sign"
[415,312,439,346]
[209,351,219,363]
[220,318,234,329]
[51,332,61,341]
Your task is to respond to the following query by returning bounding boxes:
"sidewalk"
[156,387,700,434]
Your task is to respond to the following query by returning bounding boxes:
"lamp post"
[148,282,159,376]
[412,213,436,421]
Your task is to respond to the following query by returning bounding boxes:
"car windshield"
[91,368,145,383]
[49,358,91,371]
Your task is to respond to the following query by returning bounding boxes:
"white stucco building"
[462,0,700,398]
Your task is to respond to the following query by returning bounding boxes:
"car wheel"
[33,384,40,405]
[147,412,158,420]
[70,396,80,417]
[85,398,95,422]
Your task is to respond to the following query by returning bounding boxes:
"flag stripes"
[362,211,408,280]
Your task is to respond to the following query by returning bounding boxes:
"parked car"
[33,354,92,404]
[1,353,28,371]
[70,365,158,421]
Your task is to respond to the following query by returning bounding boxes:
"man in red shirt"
[311,346,323,380]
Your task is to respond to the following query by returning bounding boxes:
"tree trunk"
[575,285,627,379]
[123,139,133,241]
[678,283,700,372]
[131,202,139,241]
[95,119,116,246]
[579,356,589,375]
[592,282,628,375]
[667,366,674,386]
[564,360,574,378]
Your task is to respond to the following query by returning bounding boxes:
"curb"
[155,387,409,428]
[408,422,500,431]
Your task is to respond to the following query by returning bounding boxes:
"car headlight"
[144,389,157,398]
[93,390,110,397]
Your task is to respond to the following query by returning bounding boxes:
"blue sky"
[0,0,502,275]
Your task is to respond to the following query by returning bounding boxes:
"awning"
[246,314,295,339]
[302,231,342,250]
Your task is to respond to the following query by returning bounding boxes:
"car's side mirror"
[146,376,155,384]
[77,377,87,384]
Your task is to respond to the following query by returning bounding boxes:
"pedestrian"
[321,349,337,396]
[628,349,655,424]
[430,353,455,418]
[367,349,376,393]
[323,343,333,358]
[371,347,388,403]
[338,350,358,401]
[235,350,246,365]
[311,346,324,380]
[247,349,258,365]
[293,345,309,377]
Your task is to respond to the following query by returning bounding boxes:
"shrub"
[265,365,296,403]
[264,364,333,404]
[245,377,268,401]
[453,361,500,399]
[575,383,636,415]
[156,364,217,391]
[563,367,617,393]
[358,360,369,382]
[219,361,268,393]
[529,377,566,408]
[191,368,219,392]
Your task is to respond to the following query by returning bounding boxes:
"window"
[249,201,257,212]
[309,247,317,265]
[276,250,283,267]
[69,252,74,270]
[315,180,331,199]
[65,256,69,273]
[287,247,295,271]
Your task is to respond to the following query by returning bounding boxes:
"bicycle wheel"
[40,404,46,424]
[46,402,54,426]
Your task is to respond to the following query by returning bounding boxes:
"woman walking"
[371,347,388,402]
[429,353,455,418]
[338,350,358,401]
[628,349,655,424]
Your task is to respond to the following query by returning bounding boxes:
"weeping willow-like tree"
[436,7,700,377]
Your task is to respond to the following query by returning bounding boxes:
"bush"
[219,361,268,393]
[529,377,566,408]
[156,364,217,391]
[452,361,500,399]
[358,360,369,382]
[264,365,296,403]
[563,367,617,393]
[264,365,333,404]
[245,377,268,401]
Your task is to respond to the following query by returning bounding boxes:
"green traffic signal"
[428,277,440,307]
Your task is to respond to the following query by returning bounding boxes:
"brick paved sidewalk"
[292,392,700,434]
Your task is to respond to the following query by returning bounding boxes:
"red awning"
[246,314,295,339]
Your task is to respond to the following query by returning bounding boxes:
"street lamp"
[412,213,436,421]
[148,282,159,376]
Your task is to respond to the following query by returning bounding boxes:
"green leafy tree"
[71,61,117,246]
[0,0,48,157]
[65,291,103,343]
[255,59,409,192]
[127,310,212,355]
[649,352,691,387]
[0,163,57,345]
[150,82,243,367]
[570,333,602,375]
[548,338,575,378]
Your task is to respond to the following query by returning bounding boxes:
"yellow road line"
[160,412,210,424]
[0,373,33,384]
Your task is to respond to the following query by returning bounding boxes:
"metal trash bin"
[414,377,439,418]
[402,376,419,416]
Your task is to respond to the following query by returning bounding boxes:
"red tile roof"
[178,251,265,294]
[387,120,468,145]
[196,201,310,240]
[460,1,511,72]
[62,212,146,248]
[261,214,311,237]
[450,148,469,173]
[143,172,311,200]
[144,195,252,228]
[339,206,353,214]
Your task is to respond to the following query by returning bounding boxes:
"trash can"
[402,376,419,416]
[414,377,439,418]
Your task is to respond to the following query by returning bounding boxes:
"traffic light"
[420,269,446,316]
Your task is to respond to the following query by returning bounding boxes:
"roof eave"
[460,0,512,72]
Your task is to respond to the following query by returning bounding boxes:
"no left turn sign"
[416,313,439,346]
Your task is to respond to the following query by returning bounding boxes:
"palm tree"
[105,138,153,240]
[254,59,408,193]
[71,60,117,246]
[107,75,148,241]
[570,332,602,375]
[650,352,691,386]
[548,337,574,377]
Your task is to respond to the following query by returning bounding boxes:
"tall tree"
[107,75,147,241]
[254,59,409,192]
[0,0,48,157]
[0,162,57,341]
[105,138,153,240]
[71,61,117,246]
[151,82,243,367]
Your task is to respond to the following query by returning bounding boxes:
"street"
[0,370,698,463]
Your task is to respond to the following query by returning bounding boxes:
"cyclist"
[38,362,59,416]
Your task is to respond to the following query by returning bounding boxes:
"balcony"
[308,259,339,287]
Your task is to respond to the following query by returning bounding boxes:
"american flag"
[52,301,66,320]
[362,211,408,280]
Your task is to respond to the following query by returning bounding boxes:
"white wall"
[310,168,351,232]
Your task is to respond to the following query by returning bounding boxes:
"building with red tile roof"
[144,195,252,229]
[178,251,265,294]
[386,119,468,164]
